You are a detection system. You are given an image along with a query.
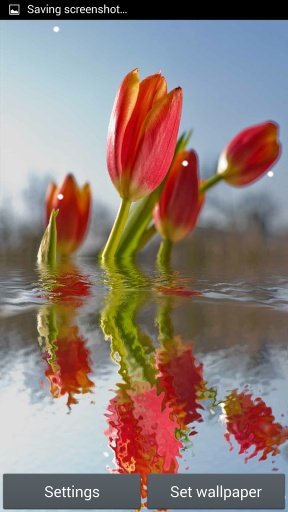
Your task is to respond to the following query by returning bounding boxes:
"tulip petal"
[76,183,92,245]
[166,161,203,242]
[154,150,204,242]
[45,174,91,257]
[161,151,199,220]
[218,121,281,187]
[129,87,183,201]
[226,122,278,161]
[107,69,140,190]
[227,140,280,186]
[45,182,57,224]
[51,174,82,255]
[120,73,167,182]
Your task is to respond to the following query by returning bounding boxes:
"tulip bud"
[153,150,204,242]
[217,121,281,186]
[107,69,183,201]
[45,174,91,256]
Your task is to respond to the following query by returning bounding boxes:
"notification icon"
[9,4,20,15]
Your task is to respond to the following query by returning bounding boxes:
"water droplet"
[57,193,64,200]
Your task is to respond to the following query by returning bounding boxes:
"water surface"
[0,257,287,512]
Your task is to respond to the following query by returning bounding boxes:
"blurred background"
[1,20,287,261]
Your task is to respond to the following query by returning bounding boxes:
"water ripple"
[1,262,288,313]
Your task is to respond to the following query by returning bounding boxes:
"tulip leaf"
[175,129,193,154]
[37,209,58,267]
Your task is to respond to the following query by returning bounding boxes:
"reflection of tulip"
[45,174,91,256]
[51,263,92,308]
[38,263,94,408]
[153,150,204,242]
[217,121,281,186]
[105,385,181,498]
[45,333,94,407]
[223,390,288,462]
[156,338,205,430]
[107,69,183,202]
[37,261,92,311]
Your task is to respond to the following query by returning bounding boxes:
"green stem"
[157,239,173,271]
[117,189,160,258]
[101,198,131,262]
[200,173,223,193]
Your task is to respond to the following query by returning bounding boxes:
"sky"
[1,20,288,227]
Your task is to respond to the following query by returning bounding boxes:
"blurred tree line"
[0,170,287,264]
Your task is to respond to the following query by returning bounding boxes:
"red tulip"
[107,69,183,201]
[45,174,91,256]
[153,150,204,242]
[223,390,288,462]
[217,121,281,186]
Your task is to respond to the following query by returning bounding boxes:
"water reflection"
[1,257,287,511]
[37,262,94,408]
[223,389,288,463]
[106,383,181,499]
[156,338,205,431]
[101,262,184,501]
[99,259,287,505]
[155,293,209,433]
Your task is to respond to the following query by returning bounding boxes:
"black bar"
[1,1,288,20]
